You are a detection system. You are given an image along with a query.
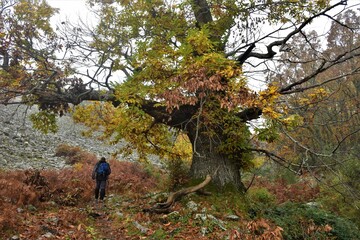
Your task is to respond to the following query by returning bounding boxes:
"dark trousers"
[95,179,107,200]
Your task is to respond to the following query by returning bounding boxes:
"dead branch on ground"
[143,174,212,213]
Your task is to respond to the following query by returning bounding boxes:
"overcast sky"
[47,0,360,33]
[48,0,94,26]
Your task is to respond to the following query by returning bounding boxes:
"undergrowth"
[266,202,360,240]
[1,144,359,239]
[0,144,158,239]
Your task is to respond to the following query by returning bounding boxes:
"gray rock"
[0,103,163,170]
[306,202,321,208]
[225,214,240,221]
[16,207,24,213]
[133,221,148,234]
[42,232,54,238]
[195,213,207,221]
[208,214,227,231]
[201,227,208,236]
[168,211,180,220]
[195,213,227,231]
[115,211,124,218]
[46,216,59,225]
[186,200,198,212]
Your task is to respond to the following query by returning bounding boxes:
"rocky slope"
[0,103,147,170]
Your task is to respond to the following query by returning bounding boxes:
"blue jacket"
[92,160,111,181]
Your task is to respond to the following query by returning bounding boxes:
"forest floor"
[1,145,359,240]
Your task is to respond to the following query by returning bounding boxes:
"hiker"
[92,157,111,204]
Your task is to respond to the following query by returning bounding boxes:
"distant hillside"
[0,103,138,170]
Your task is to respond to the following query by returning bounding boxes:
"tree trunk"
[187,130,246,192]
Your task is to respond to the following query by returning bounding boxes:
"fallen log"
[144,174,212,213]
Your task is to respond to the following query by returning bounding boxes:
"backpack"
[96,162,109,177]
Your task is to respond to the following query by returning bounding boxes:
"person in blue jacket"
[92,157,111,204]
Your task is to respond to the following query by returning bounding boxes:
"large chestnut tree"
[1,0,359,191]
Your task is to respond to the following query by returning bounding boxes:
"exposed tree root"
[144,175,212,213]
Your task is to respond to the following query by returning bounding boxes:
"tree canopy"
[1,0,360,193]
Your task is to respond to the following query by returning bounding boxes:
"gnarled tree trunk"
[140,103,259,191]
[188,129,246,192]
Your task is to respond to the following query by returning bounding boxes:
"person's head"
[100,157,106,162]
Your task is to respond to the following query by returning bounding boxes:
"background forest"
[1,0,360,239]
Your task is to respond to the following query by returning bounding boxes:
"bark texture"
[188,129,246,192]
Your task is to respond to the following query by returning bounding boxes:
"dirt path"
[89,203,130,239]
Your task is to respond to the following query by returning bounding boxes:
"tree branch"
[237,0,347,63]
[280,46,360,94]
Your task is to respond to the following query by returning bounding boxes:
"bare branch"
[237,0,348,63]
[280,46,360,94]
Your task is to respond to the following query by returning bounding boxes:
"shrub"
[247,187,276,204]
[319,187,360,229]
[55,144,82,157]
[0,157,159,237]
[55,143,97,164]
[245,187,276,218]
[318,157,360,228]
[265,202,360,240]
[166,157,190,191]
[250,176,320,204]
[108,160,158,197]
